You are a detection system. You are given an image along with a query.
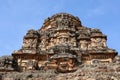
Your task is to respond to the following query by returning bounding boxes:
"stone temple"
[0,13,118,73]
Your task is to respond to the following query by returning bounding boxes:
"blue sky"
[0,0,120,56]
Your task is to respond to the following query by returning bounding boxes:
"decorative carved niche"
[22,38,37,49]
[90,37,107,49]
[79,40,89,50]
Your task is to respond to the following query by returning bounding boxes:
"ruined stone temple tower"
[12,13,117,72]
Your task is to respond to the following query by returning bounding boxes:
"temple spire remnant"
[1,13,117,72]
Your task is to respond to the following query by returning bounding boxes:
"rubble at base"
[0,56,120,80]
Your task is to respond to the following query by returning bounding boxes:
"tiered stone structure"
[11,13,117,72]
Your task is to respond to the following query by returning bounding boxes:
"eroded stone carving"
[22,39,37,48]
